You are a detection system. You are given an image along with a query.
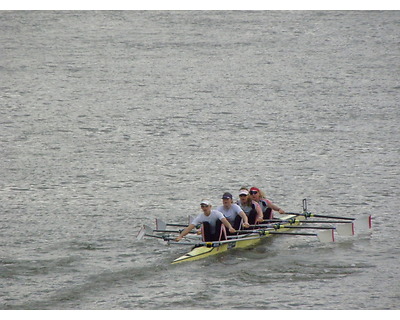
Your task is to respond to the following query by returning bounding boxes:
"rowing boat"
[170,215,299,263]
[169,214,342,264]
[136,199,372,264]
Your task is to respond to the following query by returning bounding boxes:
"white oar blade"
[156,218,167,230]
[136,225,154,240]
[136,226,146,240]
[317,229,335,243]
[336,222,355,236]
[355,215,372,233]
[144,225,153,235]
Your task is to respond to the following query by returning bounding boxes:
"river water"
[1,11,399,310]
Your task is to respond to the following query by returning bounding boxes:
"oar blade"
[336,222,355,236]
[156,218,167,230]
[317,229,335,243]
[354,215,372,233]
[136,225,153,240]
[136,226,146,240]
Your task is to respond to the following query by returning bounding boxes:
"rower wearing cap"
[175,200,236,242]
[237,188,263,224]
[249,187,285,220]
[217,192,250,231]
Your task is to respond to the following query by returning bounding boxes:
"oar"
[261,219,291,223]
[285,215,372,233]
[136,225,175,241]
[156,218,201,231]
[155,219,199,235]
[283,223,354,236]
[156,218,187,230]
[287,212,355,221]
[250,222,354,237]
[355,215,372,231]
[275,225,335,230]
[235,228,335,243]
[308,215,370,227]
[180,235,266,247]
[160,234,266,247]
[153,229,185,233]
[170,225,333,247]
[275,214,370,235]
[168,229,334,248]
[286,197,372,229]
[137,224,197,241]
[295,198,357,221]
[286,219,355,224]
[248,223,334,230]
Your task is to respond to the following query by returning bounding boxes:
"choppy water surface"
[1,11,399,310]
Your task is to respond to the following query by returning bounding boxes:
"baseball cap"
[222,192,233,199]
[200,199,211,206]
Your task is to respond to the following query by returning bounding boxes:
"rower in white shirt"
[175,199,236,242]
[217,192,250,231]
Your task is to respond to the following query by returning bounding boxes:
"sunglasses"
[239,194,248,197]
[249,191,258,195]
[200,204,209,208]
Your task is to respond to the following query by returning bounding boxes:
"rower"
[236,188,263,225]
[217,192,250,231]
[249,187,285,220]
[175,200,236,242]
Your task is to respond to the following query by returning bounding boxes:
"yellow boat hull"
[172,215,303,264]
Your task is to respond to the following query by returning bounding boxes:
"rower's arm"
[221,218,236,233]
[269,203,285,214]
[255,204,263,222]
[175,224,195,241]
[238,211,250,227]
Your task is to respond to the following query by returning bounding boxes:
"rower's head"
[222,192,233,207]
[239,188,249,203]
[249,187,261,200]
[200,199,212,214]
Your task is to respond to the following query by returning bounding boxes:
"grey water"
[1,11,399,310]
